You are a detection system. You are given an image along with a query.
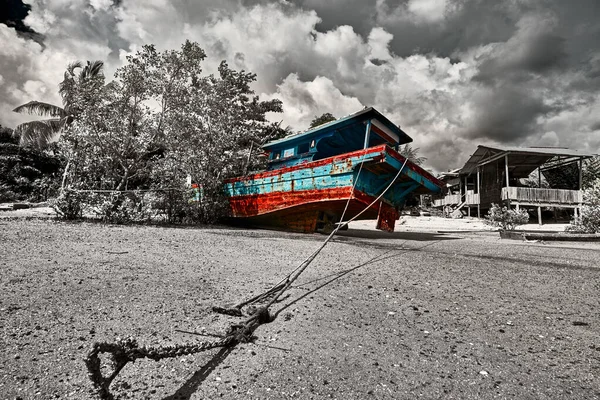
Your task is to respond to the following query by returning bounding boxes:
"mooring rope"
[85,306,272,399]
[273,239,441,319]
[85,153,411,399]
[258,155,409,310]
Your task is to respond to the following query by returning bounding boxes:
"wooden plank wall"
[479,162,503,209]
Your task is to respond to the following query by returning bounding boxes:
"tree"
[309,112,336,129]
[399,144,426,166]
[567,178,600,233]
[12,61,104,150]
[583,156,600,189]
[59,41,282,222]
[0,124,61,201]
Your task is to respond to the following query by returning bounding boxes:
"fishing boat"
[224,107,443,233]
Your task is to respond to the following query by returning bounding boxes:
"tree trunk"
[60,157,71,193]
[117,168,129,191]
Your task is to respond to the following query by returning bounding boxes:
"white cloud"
[407,0,448,23]
[368,27,394,61]
[263,74,363,131]
[2,0,598,173]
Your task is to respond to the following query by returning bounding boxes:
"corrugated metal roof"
[480,145,594,157]
[460,145,595,175]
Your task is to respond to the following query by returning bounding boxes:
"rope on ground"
[85,306,272,400]
[217,156,410,314]
[272,239,441,319]
[85,153,410,398]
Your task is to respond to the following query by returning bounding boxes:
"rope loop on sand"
[84,154,410,399]
[85,307,272,399]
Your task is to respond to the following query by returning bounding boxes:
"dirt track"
[1,219,599,399]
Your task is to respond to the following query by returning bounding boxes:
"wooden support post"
[578,158,583,190]
[505,154,510,208]
[578,158,583,218]
[505,155,510,188]
[538,166,542,188]
[537,206,542,225]
[467,206,471,217]
[363,120,372,149]
[477,166,481,218]
[516,203,520,211]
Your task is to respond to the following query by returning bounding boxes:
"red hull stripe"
[228,187,386,218]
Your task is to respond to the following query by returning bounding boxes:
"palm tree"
[399,143,426,166]
[13,60,104,150]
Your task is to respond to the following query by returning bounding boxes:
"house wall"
[479,162,503,209]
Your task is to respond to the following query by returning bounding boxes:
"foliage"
[51,189,88,220]
[542,163,579,190]
[566,178,600,233]
[484,203,529,231]
[398,144,426,166]
[0,125,61,202]
[12,61,104,150]
[541,156,600,191]
[309,113,336,129]
[59,41,282,223]
[90,192,154,224]
[521,169,549,188]
[582,156,600,189]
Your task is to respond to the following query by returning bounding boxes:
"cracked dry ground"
[1,219,599,399]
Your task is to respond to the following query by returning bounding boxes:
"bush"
[0,184,19,202]
[567,179,600,233]
[88,192,156,224]
[484,203,529,230]
[157,187,226,224]
[51,189,89,220]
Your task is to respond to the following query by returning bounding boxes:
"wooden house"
[433,146,594,224]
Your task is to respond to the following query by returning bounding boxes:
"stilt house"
[433,146,594,224]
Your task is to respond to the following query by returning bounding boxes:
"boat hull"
[224,145,442,233]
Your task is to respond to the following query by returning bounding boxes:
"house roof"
[460,145,595,177]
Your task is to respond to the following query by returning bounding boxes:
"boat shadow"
[336,228,460,242]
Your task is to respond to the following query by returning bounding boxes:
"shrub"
[567,179,600,233]
[51,189,89,220]
[90,192,155,224]
[484,203,530,230]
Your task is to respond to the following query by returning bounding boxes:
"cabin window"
[297,142,309,154]
[283,148,295,158]
[310,140,316,148]
[274,153,280,160]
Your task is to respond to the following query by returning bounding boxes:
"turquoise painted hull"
[224,145,443,232]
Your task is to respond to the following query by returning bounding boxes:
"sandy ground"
[0,205,570,233]
[1,217,598,400]
[349,217,569,233]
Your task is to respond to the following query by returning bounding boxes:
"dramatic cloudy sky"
[1,0,599,171]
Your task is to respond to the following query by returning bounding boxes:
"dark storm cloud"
[292,0,378,35]
[467,86,555,143]
[2,0,599,171]
[474,33,568,85]
[0,0,44,43]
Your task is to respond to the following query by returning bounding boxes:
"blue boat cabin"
[263,107,413,170]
